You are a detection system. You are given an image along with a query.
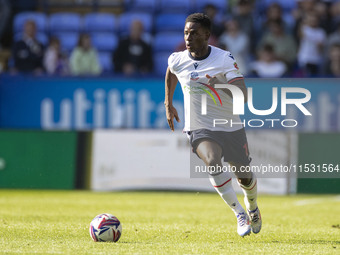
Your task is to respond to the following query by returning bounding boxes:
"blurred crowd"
[1,0,340,78]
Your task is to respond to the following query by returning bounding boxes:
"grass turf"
[0,190,339,254]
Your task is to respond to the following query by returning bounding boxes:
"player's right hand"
[165,105,180,131]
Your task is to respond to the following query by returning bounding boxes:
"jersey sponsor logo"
[190,71,199,81]
[193,63,199,69]
[228,53,235,60]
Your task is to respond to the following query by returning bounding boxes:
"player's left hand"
[205,74,222,86]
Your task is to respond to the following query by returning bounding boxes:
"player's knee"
[204,154,221,167]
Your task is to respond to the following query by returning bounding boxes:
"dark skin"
[164,21,251,186]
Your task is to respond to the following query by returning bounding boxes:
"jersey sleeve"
[223,51,243,82]
[168,52,179,74]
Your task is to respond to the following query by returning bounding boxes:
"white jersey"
[168,46,244,132]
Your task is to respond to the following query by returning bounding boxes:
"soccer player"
[164,13,261,237]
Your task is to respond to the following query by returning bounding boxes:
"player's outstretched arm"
[164,67,180,131]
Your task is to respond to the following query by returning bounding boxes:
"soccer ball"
[89,213,122,242]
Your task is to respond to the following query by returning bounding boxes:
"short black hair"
[185,13,211,32]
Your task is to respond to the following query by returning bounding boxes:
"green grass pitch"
[0,190,339,254]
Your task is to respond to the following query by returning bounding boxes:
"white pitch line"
[294,195,340,206]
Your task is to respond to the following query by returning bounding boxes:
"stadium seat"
[194,0,228,12]
[84,13,117,33]
[118,12,153,34]
[154,52,171,76]
[159,0,192,13]
[49,13,82,32]
[13,12,48,33]
[14,32,49,46]
[98,52,113,72]
[125,0,158,12]
[155,13,187,32]
[90,33,118,51]
[53,32,79,52]
[153,32,183,53]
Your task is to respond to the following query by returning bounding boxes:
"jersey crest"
[190,71,199,81]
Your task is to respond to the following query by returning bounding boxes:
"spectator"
[292,0,316,42]
[297,12,326,76]
[219,19,250,75]
[330,0,340,30]
[314,0,332,34]
[258,20,297,70]
[12,20,44,74]
[250,44,287,78]
[43,37,68,75]
[261,2,284,33]
[232,0,256,53]
[326,43,340,77]
[203,4,224,39]
[328,21,340,50]
[69,34,102,76]
[113,20,153,75]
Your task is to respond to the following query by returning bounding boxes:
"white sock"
[209,171,245,215]
[238,173,258,211]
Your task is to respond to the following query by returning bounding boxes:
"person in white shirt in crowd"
[251,44,287,78]
[297,12,326,76]
[43,36,68,75]
[257,20,297,71]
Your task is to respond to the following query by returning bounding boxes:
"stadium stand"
[90,32,118,51]
[4,0,340,78]
[98,51,113,72]
[49,13,82,32]
[195,0,228,12]
[84,13,118,33]
[154,51,171,76]
[153,32,183,53]
[118,12,153,35]
[155,13,187,33]
[52,32,79,52]
[125,0,158,13]
[159,0,192,14]
[261,0,297,12]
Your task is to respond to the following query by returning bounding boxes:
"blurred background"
[0,0,339,195]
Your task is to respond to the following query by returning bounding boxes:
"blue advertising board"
[0,75,184,130]
[0,75,340,131]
